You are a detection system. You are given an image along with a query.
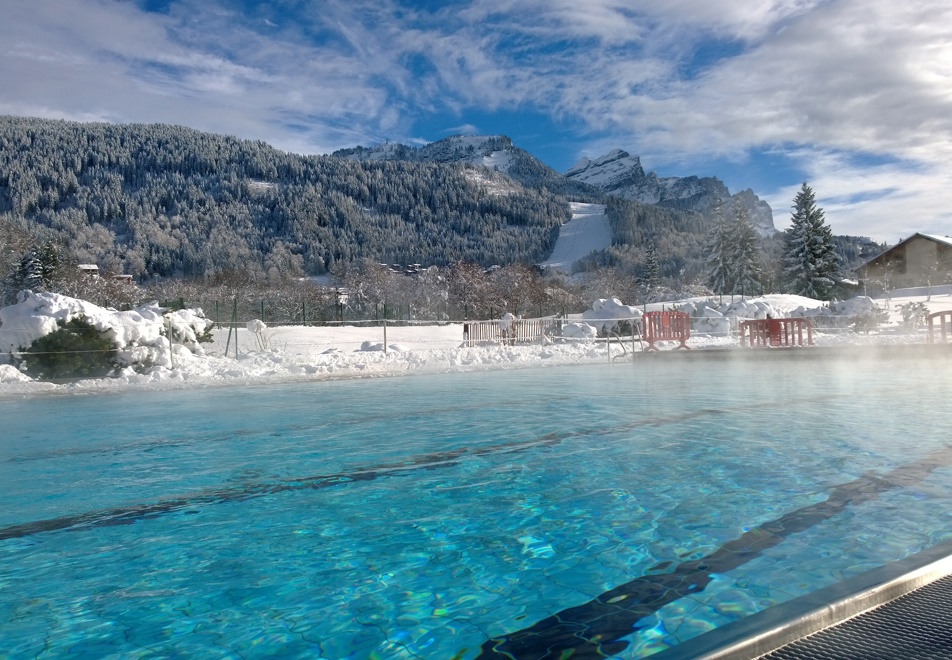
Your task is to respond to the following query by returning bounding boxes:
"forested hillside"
[571,197,710,282]
[0,117,570,281]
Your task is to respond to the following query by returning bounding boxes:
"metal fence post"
[233,298,239,358]
[167,316,174,369]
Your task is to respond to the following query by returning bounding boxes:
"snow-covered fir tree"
[729,205,762,295]
[4,241,62,304]
[39,241,59,286]
[643,244,662,289]
[17,247,46,291]
[705,201,762,295]
[782,183,839,299]
[704,201,732,294]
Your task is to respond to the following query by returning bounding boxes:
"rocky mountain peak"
[564,149,646,191]
[333,134,596,197]
[564,150,776,234]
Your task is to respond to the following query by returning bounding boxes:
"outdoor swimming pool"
[3,350,952,658]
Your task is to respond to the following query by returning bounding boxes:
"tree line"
[1,116,886,316]
[574,184,880,300]
[0,116,570,283]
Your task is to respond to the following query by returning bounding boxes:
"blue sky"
[2,0,952,243]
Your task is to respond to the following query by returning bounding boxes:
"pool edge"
[650,536,952,659]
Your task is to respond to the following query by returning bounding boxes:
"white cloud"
[444,123,480,135]
[458,0,650,44]
[548,0,952,240]
[0,0,413,152]
[766,149,952,242]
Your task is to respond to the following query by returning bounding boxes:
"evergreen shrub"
[849,306,889,334]
[21,316,118,380]
[898,301,928,329]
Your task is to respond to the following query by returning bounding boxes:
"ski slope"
[539,203,612,273]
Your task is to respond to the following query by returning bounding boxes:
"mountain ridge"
[565,149,775,235]
[0,116,569,281]
[338,138,776,234]
[334,135,599,199]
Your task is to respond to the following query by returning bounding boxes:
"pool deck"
[652,537,952,659]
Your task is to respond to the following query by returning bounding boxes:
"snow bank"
[666,296,892,333]
[0,292,619,396]
[1,291,950,398]
[674,299,782,335]
[580,298,642,334]
[787,296,878,327]
[0,364,32,383]
[561,322,598,340]
[0,291,214,372]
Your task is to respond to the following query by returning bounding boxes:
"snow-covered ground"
[539,202,612,272]
[1,287,951,398]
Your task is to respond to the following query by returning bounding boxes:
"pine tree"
[6,243,62,299]
[728,205,762,296]
[643,244,661,289]
[782,183,839,299]
[18,247,46,291]
[705,201,732,294]
[39,240,60,286]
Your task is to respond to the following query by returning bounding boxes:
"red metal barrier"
[740,318,814,348]
[927,311,952,343]
[643,311,691,351]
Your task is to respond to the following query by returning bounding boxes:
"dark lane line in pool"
[0,432,578,541]
[3,395,580,464]
[0,393,854,541]
[476,445,952,659]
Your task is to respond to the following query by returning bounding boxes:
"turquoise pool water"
[3,354,952,658]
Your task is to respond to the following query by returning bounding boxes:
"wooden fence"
[739,318,814,347]
[463,318,563,346]
[927,311,952,343]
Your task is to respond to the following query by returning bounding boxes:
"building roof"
[917,233,952,248]
[858,232,952,271]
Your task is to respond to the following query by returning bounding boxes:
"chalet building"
[77,265,134,284]
[78,264,100,278]
[857,233,952,288]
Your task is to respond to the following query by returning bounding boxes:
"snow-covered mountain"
[334,136,596,197]
[336,138,776,234]
[565,150,775,235]
[336,136,516,171]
